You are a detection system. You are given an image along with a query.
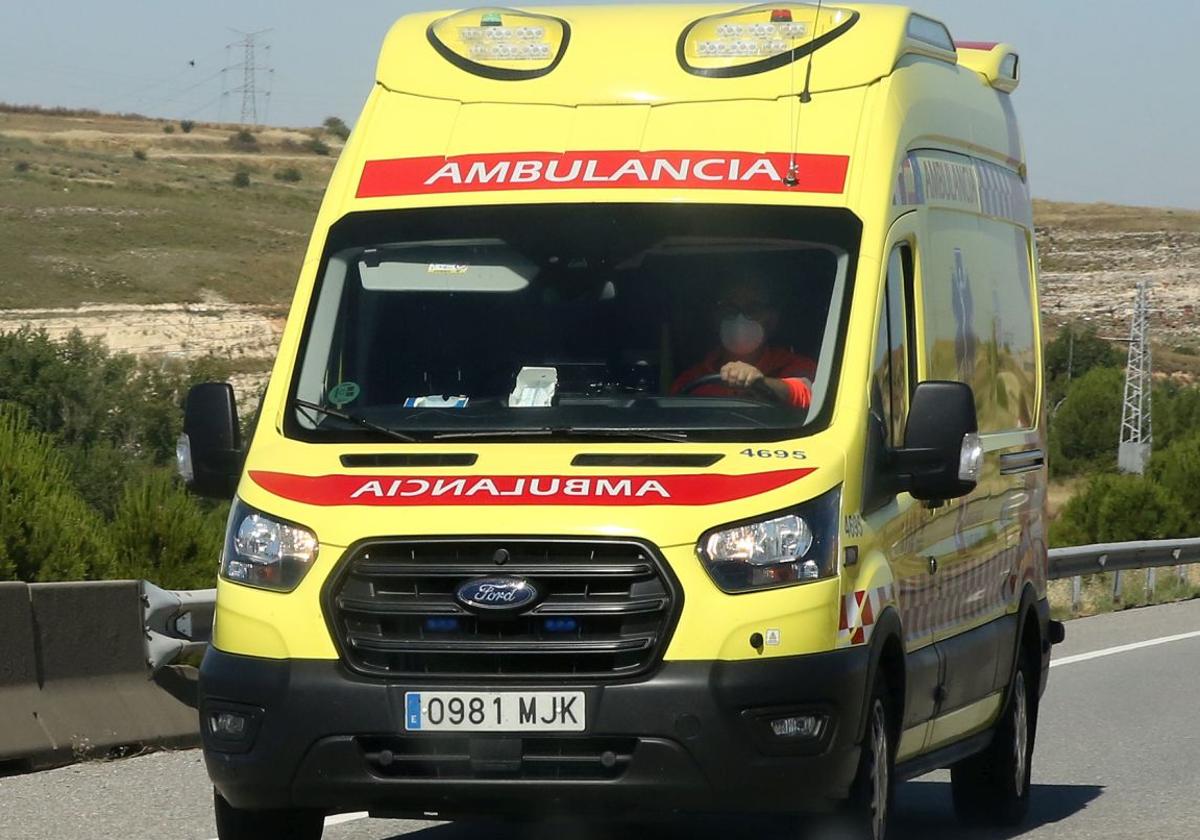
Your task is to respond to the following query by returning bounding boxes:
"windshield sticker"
[427,263,470,274]
[328,381,361,408]
[357,151,850,198]
[248,468,815,507]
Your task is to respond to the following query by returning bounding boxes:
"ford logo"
[455,576,540,612]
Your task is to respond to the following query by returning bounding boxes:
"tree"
[107,470,228,589]
[0,405,113,581]
[1044,325,1122,405]
[322,116,350,140]
[1150,431,1200,533]
[1155,384,1200,449]
[1050,473,1188,547]
[1048,366,1124,475]
[0,328,231,510]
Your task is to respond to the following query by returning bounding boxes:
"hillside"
[2,106,1198,372]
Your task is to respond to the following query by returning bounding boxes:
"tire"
[819,677,894,840]
[951,652,1037,827]
[213,789,325,840]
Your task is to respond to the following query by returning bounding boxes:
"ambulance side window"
[865,244,914,510]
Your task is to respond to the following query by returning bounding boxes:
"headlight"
[221,499,318,592]
[697,487,840,593]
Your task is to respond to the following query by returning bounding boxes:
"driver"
[671,279,816,408]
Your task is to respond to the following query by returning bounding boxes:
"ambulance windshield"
[290,203,860,442]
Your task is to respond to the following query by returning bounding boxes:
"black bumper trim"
[200,645,871,816]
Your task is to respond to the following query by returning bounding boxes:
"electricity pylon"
[1118,280,1152,475]
[225,29,273,128]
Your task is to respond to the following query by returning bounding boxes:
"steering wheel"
[676,373,781,403]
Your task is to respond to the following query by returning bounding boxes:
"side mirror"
[178,383,242,499]
[892,381,981,503]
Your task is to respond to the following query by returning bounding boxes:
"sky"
[1,1,1198,209]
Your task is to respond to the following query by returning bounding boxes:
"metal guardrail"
[1048,538,1200,611]
[141,582,216,672]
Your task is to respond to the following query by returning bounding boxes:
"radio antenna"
[785,0,824,187]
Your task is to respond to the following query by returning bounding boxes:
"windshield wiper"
[430,429,555,441]
[567,428,690,443]
[292,398,418,443]
[431,428,689,443]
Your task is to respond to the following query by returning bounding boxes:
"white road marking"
[207,811,368,840]
[1051,629,1200,668]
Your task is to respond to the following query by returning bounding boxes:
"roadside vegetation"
[1045,325,1200,617]
[0,107,333,309]
[0,328,233,588]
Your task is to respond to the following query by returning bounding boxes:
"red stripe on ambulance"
[356,151,849,198]
[248,468,815,507]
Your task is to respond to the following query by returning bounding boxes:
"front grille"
[326,539,679,679]
[359,735,637,780]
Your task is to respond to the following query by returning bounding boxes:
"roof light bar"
[678,3,859,79]
[427,7,569,80]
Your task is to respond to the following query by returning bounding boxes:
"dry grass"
[1049,567,1200,621]
[1033,199,1200,235]
[0,110,338,308]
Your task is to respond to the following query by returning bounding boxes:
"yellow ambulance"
[179,5,1058,838]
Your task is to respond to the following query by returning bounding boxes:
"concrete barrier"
[0,581,199,767]
[0,582,48,763]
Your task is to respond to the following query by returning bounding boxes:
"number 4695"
[740,448,806,460]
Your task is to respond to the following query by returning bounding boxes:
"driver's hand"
[720,361,764,390]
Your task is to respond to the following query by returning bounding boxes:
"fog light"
[209,711,249,739]
[769,714,826,739]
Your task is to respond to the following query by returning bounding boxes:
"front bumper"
[200,645,871,818]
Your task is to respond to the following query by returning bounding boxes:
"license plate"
[404,691,586,732]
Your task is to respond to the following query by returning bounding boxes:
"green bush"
[1150,431,1200,533]
[304,136,331,156]
[107,470,228,589]
[1044,325,1122,406]
[179,120,196,134]
[227,129,258,152]
[132,148,148,161]
[0,405,113,581]
[1050,473,1189,547]
[322,116,350,140]
[13,160,30,173]
[0,331,240,586]
[1047,366,1124,475]
[0,327,231,474]
[232,170,251,188]
[274,167,302,183]
[162,124,175,134]
[1155,385,1200,448]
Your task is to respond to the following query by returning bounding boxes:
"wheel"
[213,789,325,840]
[819,677,894,840]
[951,652,1037,826]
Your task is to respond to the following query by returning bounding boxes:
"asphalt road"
[4,599,1200,840]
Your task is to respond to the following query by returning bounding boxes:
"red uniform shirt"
[670,347,817,408]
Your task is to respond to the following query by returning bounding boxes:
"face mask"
[720,314,765,357]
